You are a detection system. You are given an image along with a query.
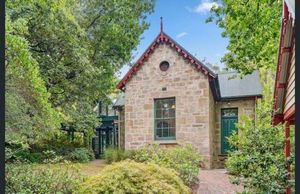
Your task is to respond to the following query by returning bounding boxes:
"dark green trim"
[155,136,176,141]
[154,97,176,141]
[221,108,238,155]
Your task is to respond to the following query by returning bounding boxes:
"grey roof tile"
[113,92,125,107]
[218,70,262,98]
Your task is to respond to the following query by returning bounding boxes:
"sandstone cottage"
[113,21,262,169]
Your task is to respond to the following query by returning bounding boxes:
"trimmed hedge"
[128,144,202,187]
[79,160,190,194]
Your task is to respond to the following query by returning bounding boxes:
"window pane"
[222,108,238,117]
[162,108,170,118]
[156,100,164,109]
[154,98,176,140]
[156,120,164,129]
[162,120,169,128]
[169,128,175,137]
[168,119,175,128]
[156,128,162,138]
[162,128,169,137]
[155,109,162,118]
[169,108,175,118]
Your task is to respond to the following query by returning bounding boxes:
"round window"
[159,61,170,71]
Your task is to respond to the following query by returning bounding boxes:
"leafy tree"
[5,17,60,146]
[6,0,154,144]
[207,0,282,75]
[225,69,293,193]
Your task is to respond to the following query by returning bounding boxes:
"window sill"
[154,140,177,145]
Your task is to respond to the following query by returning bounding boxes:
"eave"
[272,1,295,125]
[116,31,216,91]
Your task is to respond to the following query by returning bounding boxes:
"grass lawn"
[35,159,107,177]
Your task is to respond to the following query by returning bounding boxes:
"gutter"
[272,1,291,125]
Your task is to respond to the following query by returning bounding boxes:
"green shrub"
[127,144,202,187]
[5,163,83,194]
[13,150,43,163]
[103,147,125,164]
[225,72,293,193]
[68,147,92,163]
[42,150,65,163]
[25,152,43,163]
[87,148,95,161]
[6,143,43,163]
[5,140,30,163]
[79,160,190,194]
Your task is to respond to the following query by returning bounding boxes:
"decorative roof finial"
[160,17,163,33]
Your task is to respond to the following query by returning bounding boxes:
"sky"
[117,0,228,79]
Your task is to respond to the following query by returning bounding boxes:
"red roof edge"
[272,1,289,124]
[116,31,216,90]
[273,114,284,126]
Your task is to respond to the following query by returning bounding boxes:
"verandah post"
[285,121,291,194]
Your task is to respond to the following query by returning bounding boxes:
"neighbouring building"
[92,97,119,158]
[272,1,295,194]
[114,20,262,169]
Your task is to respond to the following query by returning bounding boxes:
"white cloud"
[187,0,219,14]
[176,32,188,39]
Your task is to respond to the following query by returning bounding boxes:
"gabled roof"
[116,29,216,90]
[115,20,262,100]
[217,71,262,99]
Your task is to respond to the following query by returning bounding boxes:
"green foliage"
[6,0,154,142]
[207,0,282,75]
[31,131,84,154]
[5,16,61,147]
[42,150,65,164]
[225,70,293,193]
[7,131,94,163]
[103,147,126,164]
[68,148,93,163]
[127,144,202,187]
[16,151,43,163]
[5,163,83,194]
[79,160,190,194]
[5,140,30,163]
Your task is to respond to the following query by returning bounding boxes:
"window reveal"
[154,98,176,140]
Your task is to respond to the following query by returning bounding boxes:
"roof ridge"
[116,31,216,90]
[162,32,216,75]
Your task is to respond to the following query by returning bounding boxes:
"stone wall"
[211,99,256,168]
[117,108,125,150]
[208,88,216,169]
[124,43,212,168]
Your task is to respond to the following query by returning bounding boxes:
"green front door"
[221,108,238,155]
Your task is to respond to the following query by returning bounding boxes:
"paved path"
[195,169,244,194]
